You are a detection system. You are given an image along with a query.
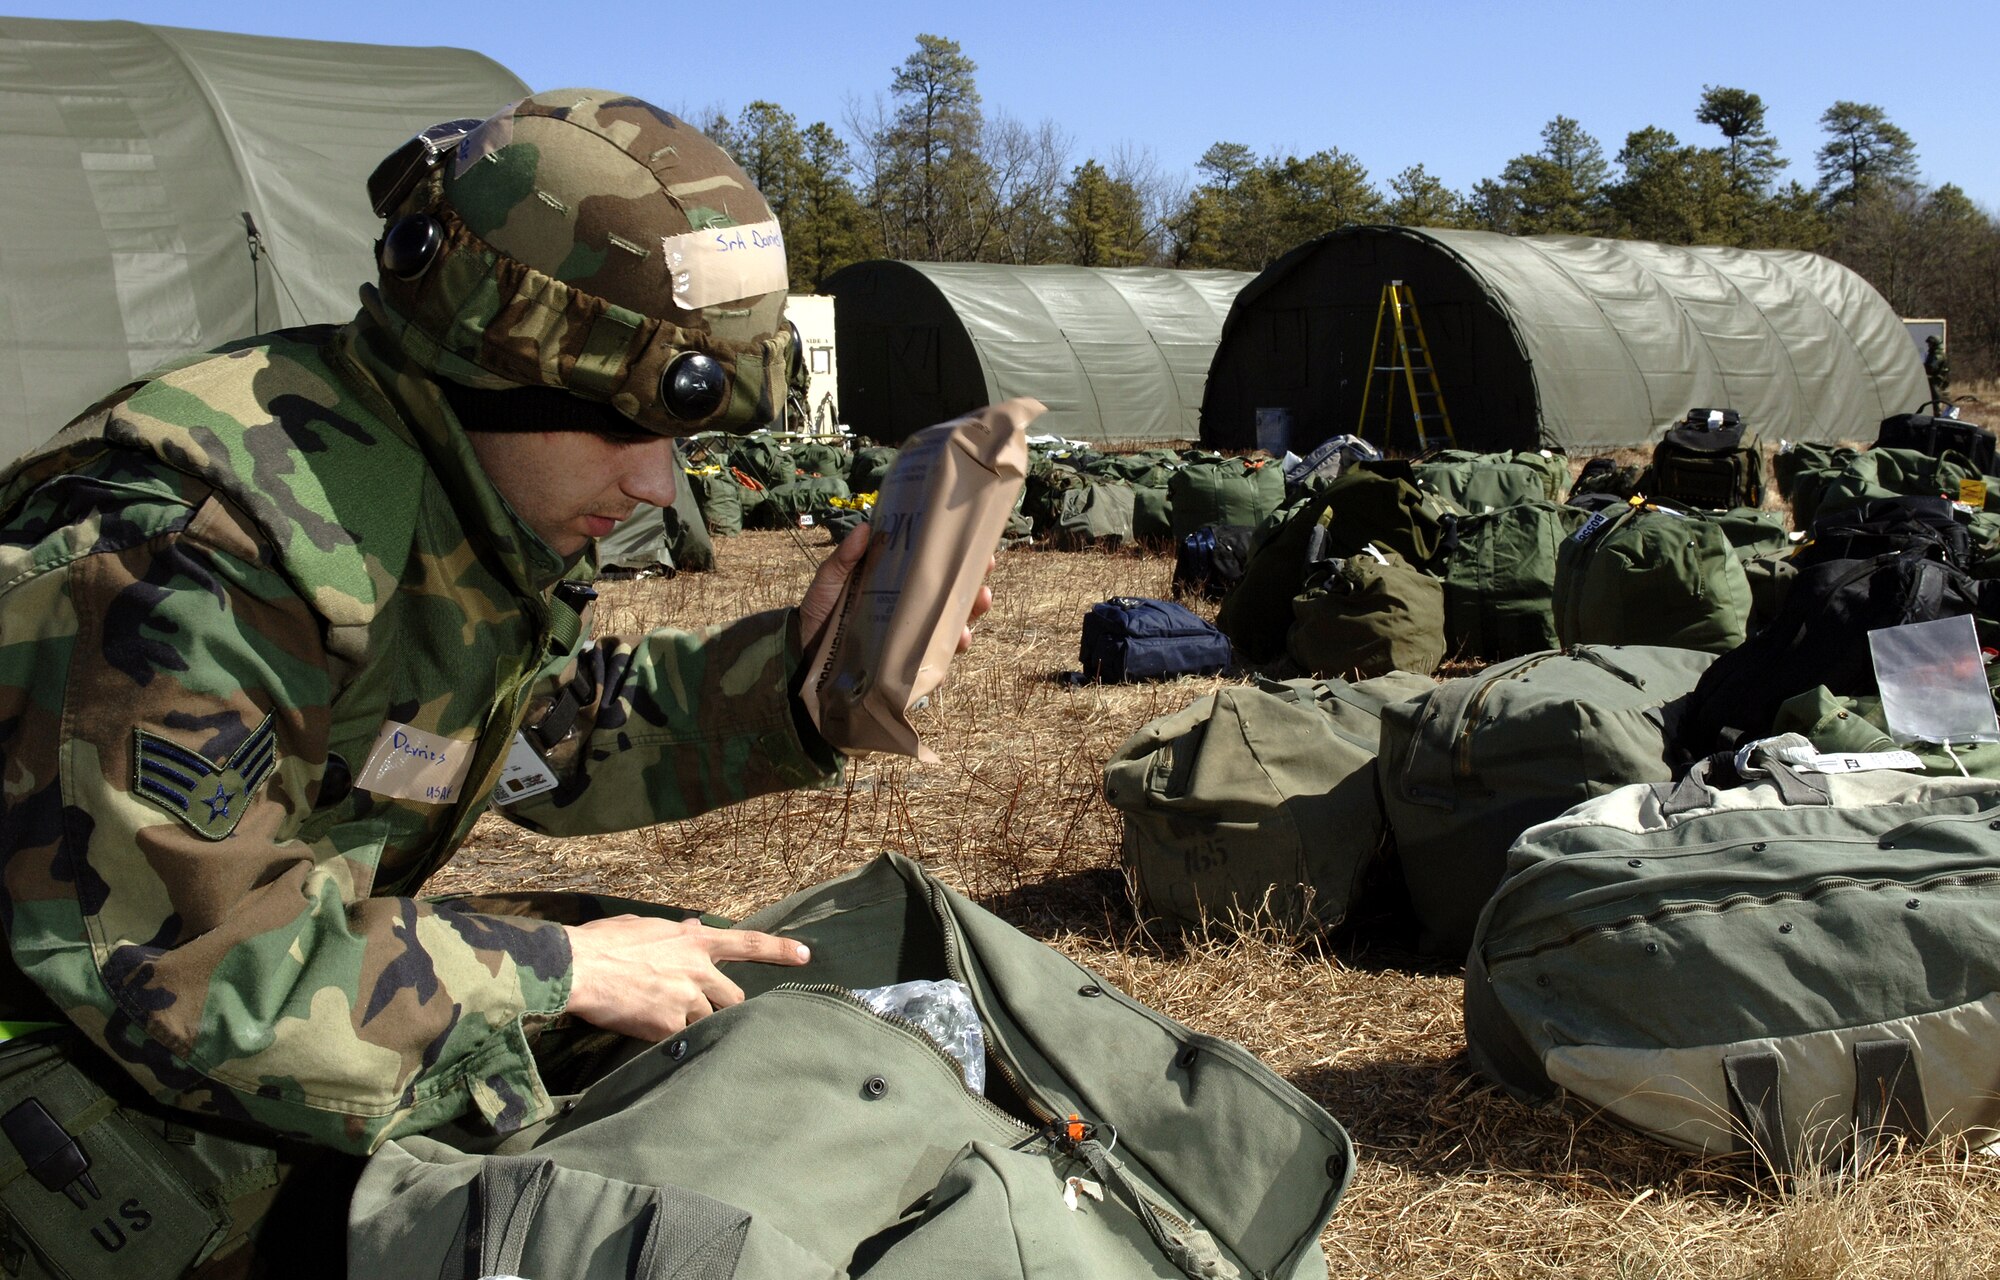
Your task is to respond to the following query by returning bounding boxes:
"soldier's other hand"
[562,915,809,1039]
[798,523,870,652]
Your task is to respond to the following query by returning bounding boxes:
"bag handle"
[1659,739,1831,818]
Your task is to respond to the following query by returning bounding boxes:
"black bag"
[1678,549,2000,754]
[1877,413,1998,477]
[1798,494,1974,570]
[1080,598,1234,683]
[1651,408,1764,509]
[1172,525,1256,601]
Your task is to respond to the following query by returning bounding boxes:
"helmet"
[367,89,792,435]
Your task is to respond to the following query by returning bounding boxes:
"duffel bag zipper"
[1454,652,1557,783]
[917,878,1264,1280]
[772,983,1039,1142]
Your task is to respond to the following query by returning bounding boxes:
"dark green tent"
[1200,225,1927,454]
[0,18,528,463]
[823,261,1252,444]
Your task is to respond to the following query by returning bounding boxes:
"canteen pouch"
[0,1033,241,1280]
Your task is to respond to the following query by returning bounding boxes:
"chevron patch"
[132,714,279,841]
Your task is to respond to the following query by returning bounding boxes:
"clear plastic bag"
[852,979,987,1092]
[1869,614,2000,745]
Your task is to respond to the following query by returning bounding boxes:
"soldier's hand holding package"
[561,468,1012,1039]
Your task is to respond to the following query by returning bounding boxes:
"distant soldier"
[1926,334,1952,408]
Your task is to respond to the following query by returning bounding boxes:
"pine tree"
[1815,101,1919,209]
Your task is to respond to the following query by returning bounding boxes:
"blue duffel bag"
[1080,597,1235,683]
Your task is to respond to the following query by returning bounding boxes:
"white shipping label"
[491,733,560,807]
[1775,747,1925,774]
[660,219,788,310]
[357,721,475,805]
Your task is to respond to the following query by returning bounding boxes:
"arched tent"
[823,261,1253,444]
[0,18,528,463]
[1200,225,1927,455]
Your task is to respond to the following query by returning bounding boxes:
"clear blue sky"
[14,0,1998,210]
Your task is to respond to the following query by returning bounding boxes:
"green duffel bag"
[1554,501,1752,653]
[1286,545,1445,679]
[1772,440,1856,505]
[788,439,848,478]
[1466,738,2000,1171]
[847,445,899,495]
[1105,671,1435,933]
[729,432,798,490]
[1741,548,1797,631]
[1132,483,1174,541]
[752,475,851,529]
[1438,501,1590,662]
[349,854,1351,1280]
[1705,505,1791,560]
[1379,644,1715,957]
[1217,461,1462,665]
[686,466,745,537]
[1053,481,1138,548]
[1805,447,1983,527]
[1168,458,1284,542]
[1412,448,1568,512]
[1105,450,1180,488]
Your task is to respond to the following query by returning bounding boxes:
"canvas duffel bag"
[1081,597,1233,683]
[1568,456,1648,503]
[847,444,899,495]
[1105,671,1435,933]
[1650,409,1764,509]
[1168,457,1284,542]
[1132,484,1174,541]
[1553,501,1752,654]
[1465,738,2000,1172]
[1805,447,1984,528]
[1378,644,1715,957]
[1412,449,1568,512]
[686,465,746,537]
[1438,500,1590,662]
[752,475,851,529]
[1285,545,1445,680]
[1772,441,1856,508]
[1771,683,2000,779]
[349,854,1351,1280]
[1216,461,1461,664]
[1054,481,1139,549]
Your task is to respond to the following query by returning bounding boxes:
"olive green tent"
[1200,225,1928,454]
[0,17,528,463]
[823,261,1253,444]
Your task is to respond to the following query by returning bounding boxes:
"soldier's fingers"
[701,969,748,1010]
[708,927,811,966]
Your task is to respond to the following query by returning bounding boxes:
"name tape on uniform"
[357,721,474,805]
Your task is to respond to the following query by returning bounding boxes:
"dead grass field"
[435,488,2000,1277]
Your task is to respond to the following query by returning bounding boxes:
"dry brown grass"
[432,526,2000,1279]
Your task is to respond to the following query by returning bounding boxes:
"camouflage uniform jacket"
[0,295,840,1154]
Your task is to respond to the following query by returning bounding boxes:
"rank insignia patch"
[132,714,279,841]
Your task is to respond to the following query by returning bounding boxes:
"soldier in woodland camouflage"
[0,89,985,1275]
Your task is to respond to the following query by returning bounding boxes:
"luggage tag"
[1771,745,1925,774]
[1571,511,1612,543]
[490,733,560,807]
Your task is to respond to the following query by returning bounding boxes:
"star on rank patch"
[132,714,279,841]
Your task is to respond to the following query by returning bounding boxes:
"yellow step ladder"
[1357,281,1457,451]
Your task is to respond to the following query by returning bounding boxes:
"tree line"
[703,33,1998,379]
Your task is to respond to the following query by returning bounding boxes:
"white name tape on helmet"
[661,219,788,310]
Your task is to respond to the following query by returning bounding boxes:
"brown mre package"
[799,398,1041,761]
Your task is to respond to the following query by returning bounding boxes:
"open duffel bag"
[1465,738,2000,1173]
[349,854,1351,1280]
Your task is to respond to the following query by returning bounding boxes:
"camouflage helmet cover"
[374,88,791,435]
